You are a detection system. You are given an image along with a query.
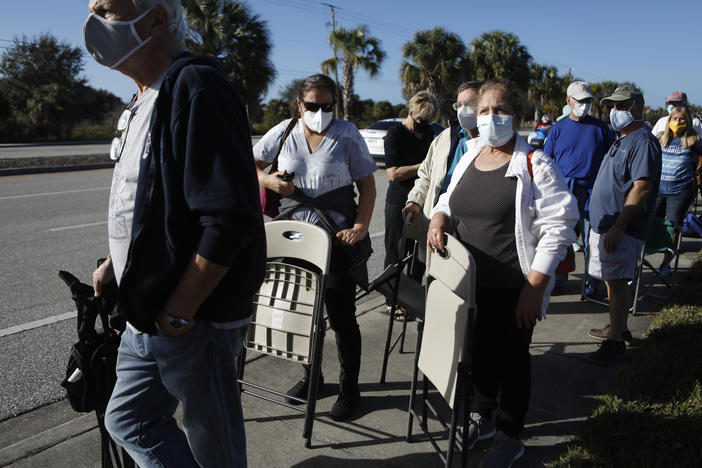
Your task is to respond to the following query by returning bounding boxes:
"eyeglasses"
[301,99,335,113]
[452,102,471,111]
[110,94,137,162]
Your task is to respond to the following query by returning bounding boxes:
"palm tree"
[470,31,531,90]
[528,63,565,122]
[183,0,275,117]
[399,27,469,122]
[321,26,385,120]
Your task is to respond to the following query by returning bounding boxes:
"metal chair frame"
[237,221,331,448]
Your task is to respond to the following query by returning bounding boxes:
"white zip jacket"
[431,134,579,316]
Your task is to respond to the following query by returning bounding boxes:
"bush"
[553,251,702,468]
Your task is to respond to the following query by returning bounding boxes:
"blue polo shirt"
[543,115,615,189]
[589,127,662,240]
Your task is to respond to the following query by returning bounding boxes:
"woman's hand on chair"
[427,213,449,254]
[337,225,367,246]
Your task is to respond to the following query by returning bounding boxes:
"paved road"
[0,165,389,421]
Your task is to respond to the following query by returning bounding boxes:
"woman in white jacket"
[427,80,578,465]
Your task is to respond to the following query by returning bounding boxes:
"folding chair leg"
[399,318,410,353]
[303,314,327,447]
[630,249,645,316]
[406,320,424,442]
[380,305,396,384]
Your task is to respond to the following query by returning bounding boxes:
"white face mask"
[477,114,515,147]
[457,106,477,130]
[667,104,675,114]
[83,8,153,69]
[303,109,333,134]
[572,102,592,118]
[609,102,639,132]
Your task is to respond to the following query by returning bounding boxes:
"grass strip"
[552,251,702,468]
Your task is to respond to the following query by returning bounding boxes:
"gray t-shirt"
[589,127,662,240]
[253,118,377,228]
[108,79,162,284]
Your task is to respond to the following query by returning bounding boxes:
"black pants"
[304,243,361,389]
[471,286,533,438]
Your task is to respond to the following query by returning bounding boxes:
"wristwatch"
[165,312,191,330]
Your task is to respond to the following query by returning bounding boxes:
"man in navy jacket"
[85,0,264,466]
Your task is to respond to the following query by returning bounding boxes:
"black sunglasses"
[301,99,335,113]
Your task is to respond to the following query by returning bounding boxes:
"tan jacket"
[405,127,455,246]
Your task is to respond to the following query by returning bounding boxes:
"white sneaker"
[479,430,525,468]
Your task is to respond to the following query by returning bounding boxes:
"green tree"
[399,27,469,122]
[470,31,532,90]
[262,98,291,129]
[393,103,407,118]
[183,0,275,116]
[0,33,113,140]
[372,101,394,121]
[528,63,567,122]
[321,25,385,120]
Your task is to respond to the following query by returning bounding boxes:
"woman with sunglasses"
[253,74,377,421]
[382,90,438,321]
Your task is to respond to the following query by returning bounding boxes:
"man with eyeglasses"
[403,81,483,255]
[543,81,615,295]
[650,91,702,137]
[85,0,264,466]
[587,85,661,365]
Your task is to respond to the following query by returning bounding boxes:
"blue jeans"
[105,322,248,468]
[655,182,696,229]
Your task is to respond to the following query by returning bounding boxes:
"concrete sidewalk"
[1,239,699,468]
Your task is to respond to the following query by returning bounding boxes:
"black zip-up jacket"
[117,53,266,334]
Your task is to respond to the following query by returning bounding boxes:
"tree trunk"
[342,61,354,120]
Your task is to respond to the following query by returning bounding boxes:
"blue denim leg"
[105,323,248,468]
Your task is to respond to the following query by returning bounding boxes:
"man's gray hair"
[131,0,186,46]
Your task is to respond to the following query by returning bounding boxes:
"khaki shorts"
[588,229,644,281]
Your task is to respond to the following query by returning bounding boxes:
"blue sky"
[2,0,701,109]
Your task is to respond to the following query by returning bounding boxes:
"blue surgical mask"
[477,114,515,147]
[609,102,638,132]
[667,104,674,114]
[83,9,153,69]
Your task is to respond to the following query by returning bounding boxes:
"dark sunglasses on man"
[300,99,335,113]
[110,94,138,162]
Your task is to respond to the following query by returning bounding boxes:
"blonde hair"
[658,106,700,148]
[408,90,438,122]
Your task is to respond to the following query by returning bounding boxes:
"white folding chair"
[406,233,477,468]
[237,220,331,448]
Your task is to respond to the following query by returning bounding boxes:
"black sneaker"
[588,324,633,345]
[589,339,626,365]
[457,412,496,450]
[329,389,360,421]
[286,374,324,405]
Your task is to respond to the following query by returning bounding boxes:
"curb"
[0,154,113,177]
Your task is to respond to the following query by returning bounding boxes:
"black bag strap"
[269,118,298,174]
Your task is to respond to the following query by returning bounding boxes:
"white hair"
[131,0,186,46]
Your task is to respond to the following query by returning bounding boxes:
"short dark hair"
[477,80,523,118]
[457,81,484,95]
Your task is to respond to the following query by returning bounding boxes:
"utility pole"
[322,2,342,119]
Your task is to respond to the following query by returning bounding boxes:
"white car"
[359,118,444,160]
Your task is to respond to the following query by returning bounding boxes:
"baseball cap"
[567,81,594,100]
[600,85,644,105]
[666,91,688,104]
